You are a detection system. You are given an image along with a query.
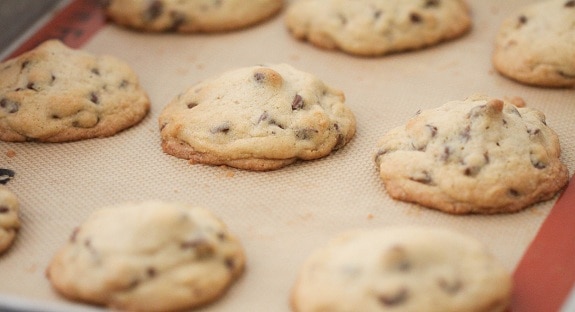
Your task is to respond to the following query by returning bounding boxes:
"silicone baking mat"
[1,0,574,311]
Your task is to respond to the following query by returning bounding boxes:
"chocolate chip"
[217,232,227,241]
[373,10,382,19]
[426,124,438,137]
[527,128,540,136]
[565,0,575,7]
[291,94,304,110]
[295,128,318,140]
[26,82,37,91]
[20,60,30,70]
[0,206,9,214]
[518,15,528,25]
[128,279,140,290]
[90,92,99,104]
[258,111,269,123]
[532,160,546,169]
[557,70,575,79]
[438,278,462,294]
[145,0,163,20]
[378,288,409,306]
[147,267,156,278]
[0,169,15,185]
[51,74,56,84]
[254,72,265,82]
[424,0,440,7]
[91,68,100,76]
[119,79,129,88]
[0,99,19,113]
[440,146,451,162]
[508,188,520,197]
[167,12,186,31]
[410,12,422,23]
[224,257,235,270]
[187,102,198,109]
[181,239,214,258]
[211,123,230,134]
[269,119,285,130]
[410,171,433,185]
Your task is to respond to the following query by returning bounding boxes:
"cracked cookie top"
[159,63,356,171]
[374,95,569,214]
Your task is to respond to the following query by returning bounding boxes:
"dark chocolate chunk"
[147,267,157,278]
[565,0,575,7]
[167,12,186,31]
[91,68,100,76]
[0,99,20,113]
[295,128,318,140]
[508,188,520,197]
[119,79,129,88]
[291,94,304,110]
[426,124,438,137]
[0,169,15,185]
[424,0,440,7]
[254,72,266,82]
[518,15,528,25]
[145,0,163,20]
[187,102,198,109]
[0,206,9,214]
[224,257,235,270]
[378,288,409,307]
[373,10,382,19]
[90,92,99,104]
[211,123,230,134]
[27,82,37,91]
[410,12,422,23]
[410,171,433,185]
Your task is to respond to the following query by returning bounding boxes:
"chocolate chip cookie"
[47,200,245,312]
[0,40,150,142]
[291,226,512,312]
[374,95,569,214]
[103,0,283,33]
[493,0,575,88]
[285,0,471,56]
[159,64,356,171]
[0,186,20,254]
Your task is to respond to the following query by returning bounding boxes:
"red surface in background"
[5,0,105,60]
[512,175,575,312]
[5,0,575,311]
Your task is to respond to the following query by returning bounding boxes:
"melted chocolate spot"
[379,288,409,306]
[0,99,19,113]
[410,12,422,23]
[291,94,304,110]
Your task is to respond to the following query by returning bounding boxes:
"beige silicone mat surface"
[1,0,574,311]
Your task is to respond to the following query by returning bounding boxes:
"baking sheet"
[0,0,574,311]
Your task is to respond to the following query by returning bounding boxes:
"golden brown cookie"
[103,0,283,33]
[0,40,150,142]
[374,95,569,214]
[47,200,245,312]
[159,64,356,171]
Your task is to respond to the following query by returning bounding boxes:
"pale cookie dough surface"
[285,0,471,56]
[159,63,356,171]
[47,201,245,312]
[291,227,512,312]
[0,186,20,254]
[374,95,569,214]
[0,39,150,142]
[103,0,283,33]
[493,0,575,88]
